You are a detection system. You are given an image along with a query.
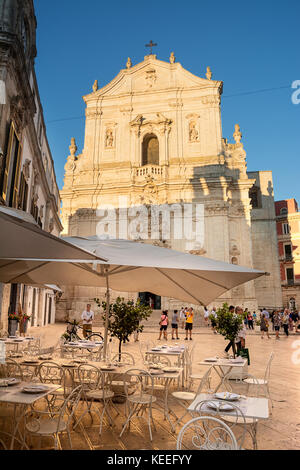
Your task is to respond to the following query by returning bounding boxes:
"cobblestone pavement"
[1,323,300,450]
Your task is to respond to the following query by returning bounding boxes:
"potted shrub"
[213,303,243,358]
[254,318,261,333]
[21,314,31,335]
[94,296,152,359]
[8,313,19,336]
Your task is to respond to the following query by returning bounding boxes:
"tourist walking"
[179,307,186,329]
[224,306,237,356]
[210,307,218,334]
[260,313,270,339]
[204,306,210,327]
[171,309,179,340]
[282,309,289,336]
[158,310,169,340]
[247,312,254,330]
[289,312,294,332]
[273,311,281,339]
[185,307,194,340]
[81,303,95,338]
[235,306,246,355]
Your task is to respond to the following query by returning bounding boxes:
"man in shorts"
[81,303,94,338]
[171,310,179,340]
[185,307,194,340]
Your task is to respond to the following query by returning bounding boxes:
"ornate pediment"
[130,113,172,137]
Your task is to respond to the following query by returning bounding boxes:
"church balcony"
[133,164,165,180]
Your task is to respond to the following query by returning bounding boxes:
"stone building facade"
[275,199,300,310]
[59,53,282,320]
[0,0,62,331]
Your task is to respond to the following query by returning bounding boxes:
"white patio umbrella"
[61,237,267,357]
[0,235,266,357]
[0,207,106,262]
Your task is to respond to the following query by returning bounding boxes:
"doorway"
[138,292,161,310]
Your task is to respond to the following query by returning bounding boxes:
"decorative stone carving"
[69,137,77,157]
[105,129,114,148]
[130,113,172,137]
[126,57,132,69]
[86,108,103,119]
[169,52,175,64]
[189,248,207,255]
[48,217,54,233]
[233,124,242,144]
[39,205,44,220]
[23,159,31,181]
[201,96,220,106]
[92,80,98,93]
[206,66,212,80]
[189,121,199,142]
[145,69,157,88]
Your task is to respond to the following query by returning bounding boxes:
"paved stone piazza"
[2,322,299,451]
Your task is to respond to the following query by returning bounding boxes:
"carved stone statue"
[189,121,199,142]
[126,57,132,69]
[169,52,175,64]
[206,66,212,80]
[233,124,242,144]
[69,137,77,157]
[105,129,114,148]
[92,80,98,93]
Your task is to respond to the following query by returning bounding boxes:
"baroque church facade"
[59,52,282,320]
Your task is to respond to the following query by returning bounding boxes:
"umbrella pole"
[103,269,110,360]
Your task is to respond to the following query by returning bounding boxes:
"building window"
[286,267,294,286]
[1,122,22,207]
[283,223,290,235]
[289,298,296,311]
[231,257,238,265]
[280,207,288,216]
[142,134,159,166]
[249,185,261,209]
[284,244,292,261]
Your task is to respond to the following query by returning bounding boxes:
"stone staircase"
[91,310,206,331]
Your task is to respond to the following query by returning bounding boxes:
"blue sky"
[34,0,300,203]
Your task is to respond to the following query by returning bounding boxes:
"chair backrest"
[123,368,154,404]
[195,366,212,394]
[264,352,274,382]
[193,399,246,449]
[176,415,238,450]
[77,364,102,390]
[4,358,23,380]
[111,352,135,366]
[37,361,65,386]
[55,385,83,432]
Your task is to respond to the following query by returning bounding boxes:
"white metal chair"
[223,376,266,450]
[193,399,247,449]
[37,361,68,412]
[176,415,238,450]
[24,385,83,450]
[120,368,157,441]
[170,366,212,429]
[75,364,116,435]
[243,352,274,410]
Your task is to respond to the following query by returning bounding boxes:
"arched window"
[231,257,238,265]
[280,207,288,216]
[142,134,159,166]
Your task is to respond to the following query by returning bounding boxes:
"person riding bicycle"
[81,304,94,339]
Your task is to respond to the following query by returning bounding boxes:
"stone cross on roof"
[145,40,157,55]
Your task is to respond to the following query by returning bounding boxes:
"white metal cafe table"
[145,345,186,386]
[188,392,269,449]
[198,357,248,392]
[0,379,60,449]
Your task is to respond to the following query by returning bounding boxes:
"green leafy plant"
[94,296,152,358]
[213,303,243,357]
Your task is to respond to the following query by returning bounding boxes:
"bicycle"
[64,320,103,343]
